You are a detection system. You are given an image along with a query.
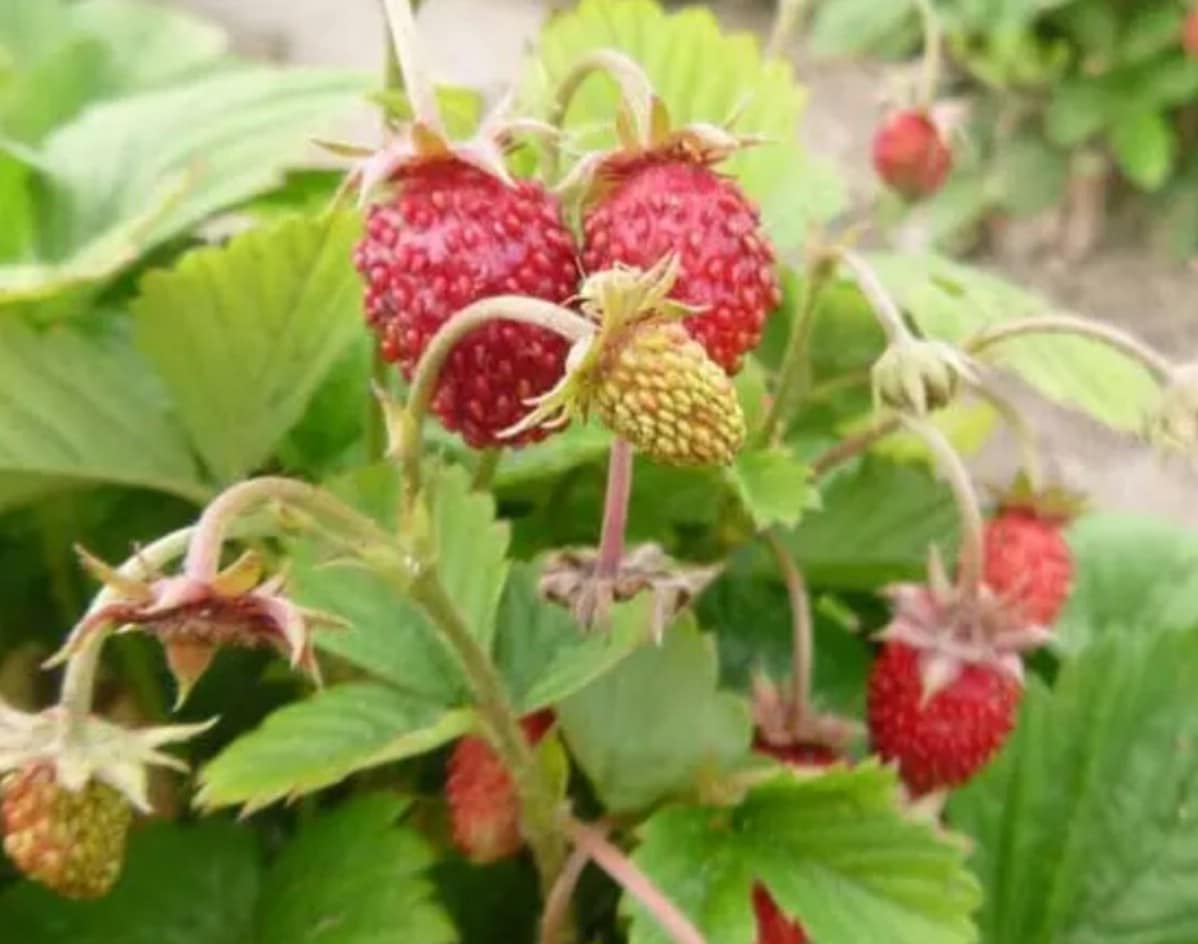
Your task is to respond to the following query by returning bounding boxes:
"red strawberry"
[446,710,555,864]
[753,882,808,944]
[867,641,1020,796]
[872,110,953,200]
[354,159,578,448]
[754,738,838,767]
[1185,8,1198,57]
[983,506,1073,626]
[581,155,780,375]
[2,763,132,899]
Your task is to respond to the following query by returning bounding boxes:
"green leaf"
[1055,512,1198,655]
[528,0,843,249]
[1045,78,1112,146]
[630,764,980,944]
[132,212,363,483]
[258,794,455,944]
[558,617,751,812]
[0,822,259,944]
[807,0,919,58]
[493,422,611,490]
[198,683,473,812]
[866,252,1159,432]
[1,66,365,304]
[780,457,956,590]
[725,448,817,530]
[948,625,1198,944]
[0,319,209,509]
[1108,110,1175,191]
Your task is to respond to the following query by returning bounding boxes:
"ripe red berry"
[867,641,1021,796]
[983,507,1073,626]
[581,158,780,375]
[354,159,579,448]
[753,882,808,944]
[1185,9,1198,57]
[445,710,555,864]
[872,110,953,200]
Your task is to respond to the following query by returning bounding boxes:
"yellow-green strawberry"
[594,318,743,466]
[2,763,132,899]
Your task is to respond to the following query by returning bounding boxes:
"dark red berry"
[354,159,579,448]
[753,882,808,944]
[872,110,953,200]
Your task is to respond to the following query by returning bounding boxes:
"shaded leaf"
[1109,110,1174,191]
[726,448,817,530]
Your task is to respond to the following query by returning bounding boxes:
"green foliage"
[558,618,752,812]
[630,764,981,944]
[133,213,365,483]
[949,625,1198,944]
[257,794,456,944]
[726,449,818,530]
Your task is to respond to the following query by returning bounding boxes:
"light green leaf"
[808,0,919,58]
[949,626,1198,944]
[558,618,751,812]
[0,822,259,944]
[0,151,35,260]
[197,683,473,812]
[1109,110,1175,191]
[1054,512,1198,655]
[0,319,209,509]
[630,764,980,944]
[258,794,456,944]
[132,212,363,483]
[528,0,843,249]
[866,252,1159,431]
[726,448,817,530]
[1,66,366,304]
[493,422,611,490]
[1045,78,1112,146]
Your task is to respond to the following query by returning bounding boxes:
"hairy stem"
[595,439,635,579]
[379,0,442,133]
[539,835,594,944]
[400,297,593,506]
[810,418,900,479]
[766,0,809,60]
[911,0,943,107]
[837,250,911,345]
[759,262,832,445]
[546,49,658,178]
[969,382,1043,493]
[763,531,813,729]
[410,569,565,890]
[967,313,1174,381]
[901,417,985,604]
[563,817,705,944]
[184,478,391,581]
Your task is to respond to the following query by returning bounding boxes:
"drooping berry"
[2,764,132,899]
[594,318,745,466]
[983,507,1073,626]
[354,159,579,448]
[446,710,555,864]
[872,110,953,200]
[867,641,1021,796]
[581,156,780,375]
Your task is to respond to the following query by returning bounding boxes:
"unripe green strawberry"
[2,764,132,899]
[594,319,744,466]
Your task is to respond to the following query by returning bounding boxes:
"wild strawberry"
[868,640,1020,796]
[983,508,1073,626]
[753,883,808,944]
[1,764,132,899]
[1184,8,1198,57]
[446,710,555,864]
[354,159,578,449]
[872,110,953,200]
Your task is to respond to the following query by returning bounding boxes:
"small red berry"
[983,507,1073,626]
[872,110,953,200]
[582,157,780,375]
[753,882,808,944]
[354,159,579,449]
[867,641,1021,796]
[754,737,838,768]
[445,710,555,864]
[1184,8,1198,57]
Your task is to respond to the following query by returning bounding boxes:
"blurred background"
[177,0,1198,520]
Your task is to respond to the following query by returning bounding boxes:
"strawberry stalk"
[595,439,635,580]
[911,0,943,108]
[810,417,900,479]
[766,0,811,60]
[379,0,443,133]
[836,249,911,345]
[763,531,814,731]
[969,382,1044,493]
[966,313,1174,381]
[900,417,986,606]
[540,839,592,944]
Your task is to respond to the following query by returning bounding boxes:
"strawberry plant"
[2,1,1198,943]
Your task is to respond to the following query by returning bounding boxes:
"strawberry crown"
[987,471,1088,522]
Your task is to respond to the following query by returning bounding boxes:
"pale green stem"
[911,0,943,107]
[472,448,503,492]
[763,531,813,730]
[968,381,1044,494]
[837,250,911,345]
[966,313,1173,381]
[810,417,900,479]
[380,0,443,133]
[766,0,809,60]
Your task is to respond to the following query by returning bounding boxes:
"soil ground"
[181,0,1198,521]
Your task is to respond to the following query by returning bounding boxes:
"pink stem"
[539,837,593,944]
[595,439,634,579]
[563,818,706,944]
[764,531,813,730]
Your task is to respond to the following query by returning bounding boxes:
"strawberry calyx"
[750,673,860,765]
[986,471,1087,523]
